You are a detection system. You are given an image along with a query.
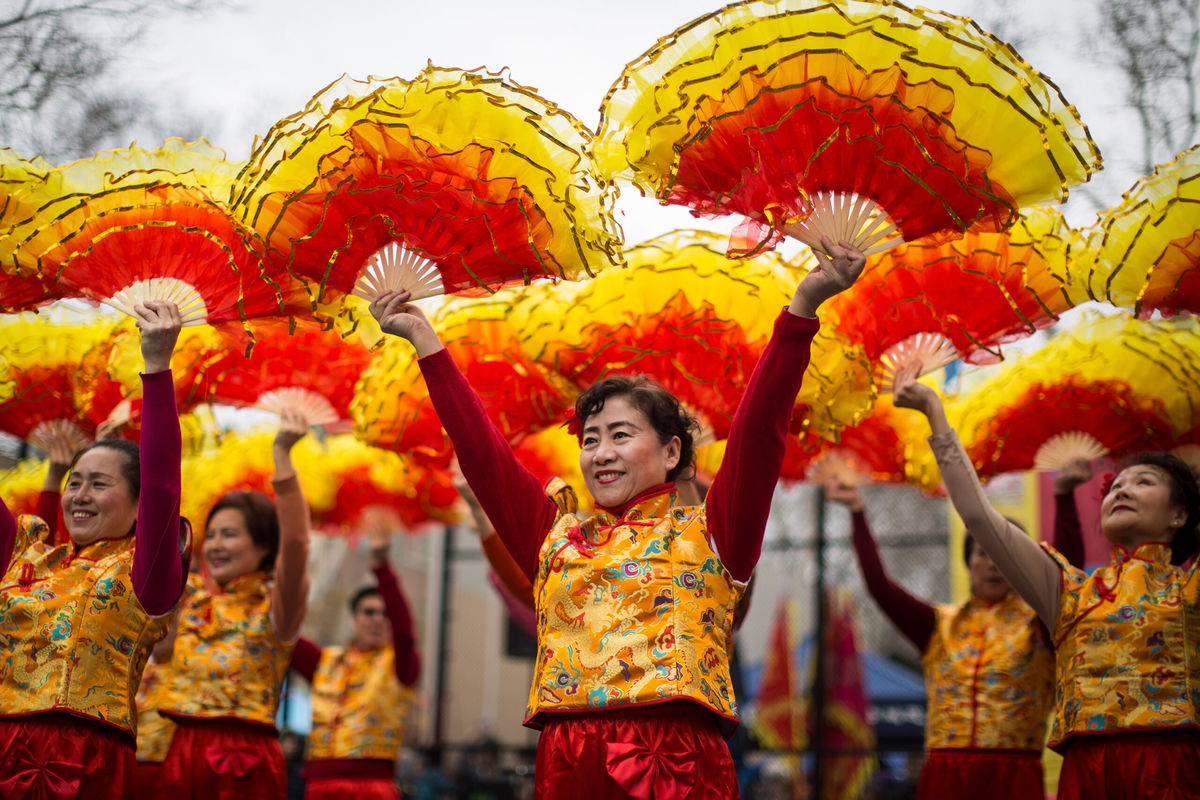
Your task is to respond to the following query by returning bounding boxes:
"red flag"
[753,599,804,751]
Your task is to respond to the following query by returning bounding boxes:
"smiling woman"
[0,301,188,800]
[152,409,313,800]
[368,236,866,798]
[892,366,1200,800]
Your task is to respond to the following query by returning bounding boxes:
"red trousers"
[916,748,1043,800]
[534,703,737,799]
[0,713,135,800]
[1057,731,1200,799]
[305,777,401,800]
[132,761,166,800]
[158,717,286,800]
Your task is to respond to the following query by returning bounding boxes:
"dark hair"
[205,491,279,572]
[963,517,1026,565]
[349,585,381,614]
[68,439,141,498]
[1122,453,1200,565]
[574,375,698,483]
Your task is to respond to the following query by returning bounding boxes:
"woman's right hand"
[369,289,444,357]
[135,300,183,373]
[892,362,939,416]
[824,480,864,513]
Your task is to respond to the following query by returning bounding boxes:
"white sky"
[118,0,1149,246]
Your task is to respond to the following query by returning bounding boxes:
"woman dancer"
[369,237,866,798]
[892,363,1200,799]
[830,459,1088,798]
[0,301,188,799]
[156,410,313,799]
[290,522,420,800]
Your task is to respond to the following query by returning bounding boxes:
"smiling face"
[1100,464,1186,545]
[579,395,681,509]
[966,539,1011,603]
[203,506,270,587]
[351,593,389,649]
[61,448,138,545]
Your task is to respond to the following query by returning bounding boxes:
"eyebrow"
[67,471,116,481]
[581,420,640,434]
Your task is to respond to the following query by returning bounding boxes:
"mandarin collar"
[214,570,271,597]
[1107,541,1173,568]
[595,482,677,523]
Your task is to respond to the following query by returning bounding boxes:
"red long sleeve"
[291,637,322,683]
[131,370,186,617]
[419,350,555,580]
[373,561,420,687]
[35,490,64,545]
[850,510,937,652]
[707,310,819,582]
[0,497,15,577]
[1051,491,1086,569]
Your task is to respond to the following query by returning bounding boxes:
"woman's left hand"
[274,408,309,453]
[135,300,183,373]
[790,237,867,317]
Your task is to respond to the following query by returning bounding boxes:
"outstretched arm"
[457,474,535,610]
[365,527,421,687]
[36,431,75,544]
[830,484,936,651]
[707,239,867,582]
[130,301,187,617]
[271,409,312,642]
[893,365,1061,625]
[1051,459,1091,569]
[370,291,555,579]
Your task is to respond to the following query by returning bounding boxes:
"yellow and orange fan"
[953,313,1199,479]
[207,322,373,427]
[823,206,1077,388]
[1076,145,1200,317]
[10,141,301,337]
[596,0,1101,258]
[0,314,123,452]
[0,459,51,519]
[514,229,876,443]
[0,148,62,312]
[231,66,623,315]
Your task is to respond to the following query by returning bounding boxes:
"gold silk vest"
[1045,542,1200,747]
[527,480,745,733]
[0,515,173,738]
[921,594,1054,750]
[307,645,412,760]
[158,572,292,729]
[135,657,175,762]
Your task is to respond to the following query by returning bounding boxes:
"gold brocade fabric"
[157,572,292,728]
[921,594,1054,750]
[1044,542,1200,748]
[135,657,176,762]
[0,515,171,737]
[307,645,411,760]
[527,479,744,732]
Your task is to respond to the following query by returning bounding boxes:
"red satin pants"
[916,748,1043,800]
[533,703,737,799]
[305,777,401,800]
[0,713,135,800]
[1057,731,1200,800]
[158,717,286,800]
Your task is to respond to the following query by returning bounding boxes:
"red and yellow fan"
[0,314,124,452]
[953,313,1197,479]
[596,0,1100,258]
[1075,145,1199,317]
[0,149,62,312]
[0,460,50,518]
[207,322,373,426]
[824,206,1077,386]
[515,230,876,443]
[231,66,623,314]
[9,140,299,336]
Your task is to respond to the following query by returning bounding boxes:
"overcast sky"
[119,0,1146,246]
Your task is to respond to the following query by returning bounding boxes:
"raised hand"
[274,408,309,453]
[823,480,864,513]
[1054,458,1094,495]
[368,289,443,357]
[790,236,868,318]
[891,362,938,415]
[135,300,183,373]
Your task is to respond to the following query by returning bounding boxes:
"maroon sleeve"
[1051,491,1086,569]
[0,497,14,577]
[35,491,60,542]
[851,510,936,652]
[373,561,420,687]
[131,370,186,617]
[706,310,819,582]
[419,350,556,579]
[290,637,322,683]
